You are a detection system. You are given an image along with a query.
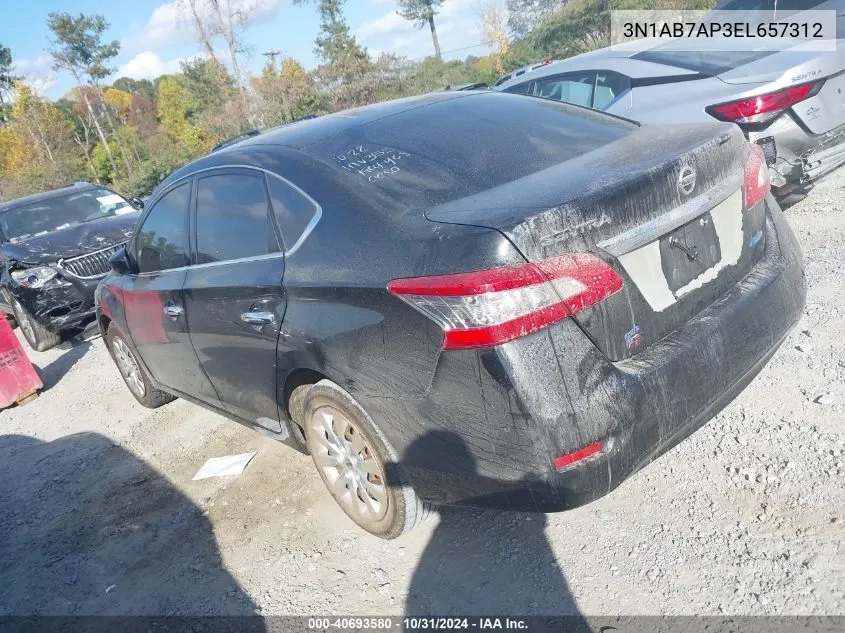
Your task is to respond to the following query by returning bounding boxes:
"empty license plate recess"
[659,212,721,293]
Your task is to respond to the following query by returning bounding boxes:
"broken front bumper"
[358,193,806,512]
[2,275,100,333]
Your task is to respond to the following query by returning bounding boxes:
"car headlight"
[11,266,59,288]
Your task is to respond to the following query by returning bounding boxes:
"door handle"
[163,305,184,317]
[240,311,275,325]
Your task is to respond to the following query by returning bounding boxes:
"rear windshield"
[307,93,636,211]
[633,48,776,75]
[0,188,134,243]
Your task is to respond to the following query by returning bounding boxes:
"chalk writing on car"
[333,145,411,183]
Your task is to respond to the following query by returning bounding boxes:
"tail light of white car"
[706,80,824,128]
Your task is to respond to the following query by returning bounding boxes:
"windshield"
[0,188,135,243]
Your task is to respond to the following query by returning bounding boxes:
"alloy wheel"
[307,405,389,526]
[112,336,146,398]
[16,305,35,345]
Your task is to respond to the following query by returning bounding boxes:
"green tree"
[506,0,564,37]
[156,76,210,157]
[397,0,444,59]
[180,57,236,115]
[46,12,133,177]
[254,57,323,127]
[112,77,156,100]
[0,43,17,114]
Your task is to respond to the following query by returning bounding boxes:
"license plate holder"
[659,212,721,293]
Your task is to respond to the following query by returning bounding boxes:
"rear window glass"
[307,93,636,212]
[632,48,776,75]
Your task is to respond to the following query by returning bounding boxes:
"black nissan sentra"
[96,91,806,538]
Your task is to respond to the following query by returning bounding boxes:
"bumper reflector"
[554,440,604,471]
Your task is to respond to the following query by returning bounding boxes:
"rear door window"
[503,81,532,95]
[266,175,320,252]
[534,72,596,107]
[134,183,190,273]
[195,173,280,264]
[593,72,631,109]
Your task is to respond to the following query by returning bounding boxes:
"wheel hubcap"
[112,337,146,398]
[308,406,388,525]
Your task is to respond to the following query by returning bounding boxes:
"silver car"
[494,6,845,188]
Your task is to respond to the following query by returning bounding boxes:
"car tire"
[302,379,430,539]
[11,299,60,352]
[287,383,311,453]
[106,323,175,409]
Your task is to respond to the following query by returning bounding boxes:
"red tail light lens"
[706,81,821,126]
[387,253,624,350]
[743,143,770,209]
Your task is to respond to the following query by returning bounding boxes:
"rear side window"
[535,72,596,107]
[266,175,319,251]
[195,173,279,264]
[135,183,190,273]
[594,72,631,109]
[503,81,532,95]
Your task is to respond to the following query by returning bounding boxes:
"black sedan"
[96,91,806,538]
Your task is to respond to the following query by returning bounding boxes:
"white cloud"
[12,55,57,95]
[355,0,492,61]
[116,51,187,80]
[355,11,406,39]
[125,0,284,50]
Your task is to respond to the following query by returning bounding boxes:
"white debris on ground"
[0,166,843,616]
[192,452,258,480]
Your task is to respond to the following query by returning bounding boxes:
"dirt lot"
[1,167,844,617]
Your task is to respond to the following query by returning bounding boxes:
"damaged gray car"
[0,182,141,351]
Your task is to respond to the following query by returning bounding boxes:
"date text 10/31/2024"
[307,617,531,630]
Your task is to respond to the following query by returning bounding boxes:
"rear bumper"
[361,194,805,511]
[749,114,845,186]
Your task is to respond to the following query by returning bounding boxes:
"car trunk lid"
[426,123,766,361]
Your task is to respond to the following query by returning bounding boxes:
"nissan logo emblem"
[678,166,696,196]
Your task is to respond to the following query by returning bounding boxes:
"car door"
[122,180,221,403]
[182,168,287,431]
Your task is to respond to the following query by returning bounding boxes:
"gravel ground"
[0,167,843,617]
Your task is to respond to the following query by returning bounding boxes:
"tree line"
[0,0,716,201]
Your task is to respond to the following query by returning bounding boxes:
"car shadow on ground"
[34,338,92,392]
[402,431,589,628]
[0,432,264,623]
[28,321,101,392]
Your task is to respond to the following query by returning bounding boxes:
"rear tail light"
[387,253,623,350]
[706,80,822,126]
[743,143,770,209]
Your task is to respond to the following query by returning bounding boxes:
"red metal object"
[0,317,43,408]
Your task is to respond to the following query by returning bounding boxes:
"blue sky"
[3,0,495,99]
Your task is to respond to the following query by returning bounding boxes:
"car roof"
[0,182,98,212]
[494,35,822,90]
[233,91,471,151]
[156,91,481,189]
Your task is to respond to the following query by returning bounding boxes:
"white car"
[494,2,845,188]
